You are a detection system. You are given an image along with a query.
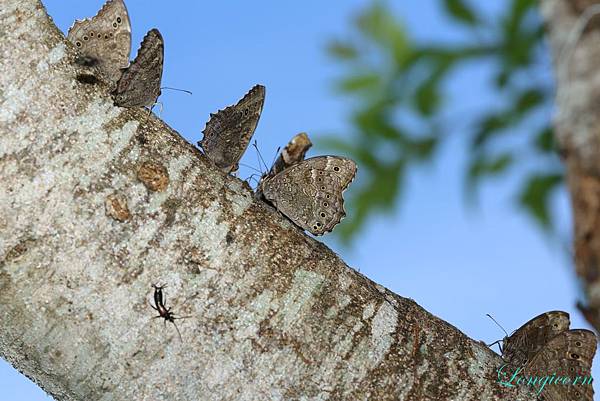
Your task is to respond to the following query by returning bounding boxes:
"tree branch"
[541,0,600,333]
[0,1,533,400]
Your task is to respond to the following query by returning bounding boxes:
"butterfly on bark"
[499,311,596,401]
[258,155,357,236]
[198,85,265,173]
[67,0,132,88]
[113,29,164,108]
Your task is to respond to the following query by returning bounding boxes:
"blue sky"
[2,1,597,400]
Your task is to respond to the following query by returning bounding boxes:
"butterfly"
[267,132,312,178]
[113,29,163,108]
[258,156,357,236]
[198,85,265,173]
[67,0,131,88]
[499,311,596,401]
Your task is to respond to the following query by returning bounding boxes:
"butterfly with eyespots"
[258,155,357,236]
[67,0,131,88]
[498,311,596,401]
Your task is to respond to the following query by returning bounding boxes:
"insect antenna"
[486,313,509,353]
[252,140,268,174]
[172,320,183,342]
[171,312,193,342]
[269,146,281,168]
[161,86,193,95]
[239,163,263,174]
[486,314,509,337]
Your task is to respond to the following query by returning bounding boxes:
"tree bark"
[541,0,600,333]
[0,1,535,400]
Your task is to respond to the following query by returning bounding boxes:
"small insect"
[149,284,190,341]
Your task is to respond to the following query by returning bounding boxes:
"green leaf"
[412,57,454,116]
[510,0,537,24]
[326,0,553,243]
[501,0,541,69]
[471,87,546,150]
[518,173,563,228]
[355,2,409,61]
[335,160,405,243]
[317,136,357,155]
[352,103,403,140]
[415,79,441,115]
[495,69,510,88]
[515,88,544,112]
[337,73,381,93]
[467,153,513,185]
[336,195,369,243]
[327,41,359,60]
[471,114,512,150]
[409,136,438,160]
[317,136,381,169]
[534,127,555,153]
[465,153,513,203]
[442,0,479,26]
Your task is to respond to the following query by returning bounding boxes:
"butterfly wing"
[268,132,312,177]
[524,329,596,401]
[261,156,357,235]
[255,132,312,200]
[113,29,164,108]
[502,311,570,367]
[67,0,131,87]
[199,85,265,173]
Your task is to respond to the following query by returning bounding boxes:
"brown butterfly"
[499,311,596,401]
[198,85,265,173]
[258,156,357,236]
[113,29,164,108]
[67,0,131,87]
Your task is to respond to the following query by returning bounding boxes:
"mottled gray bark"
[0,1,535,400]
[540,0,600,333]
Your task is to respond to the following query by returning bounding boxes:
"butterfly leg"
[244,173,261,187]
[148,101,164,119]
[486,339,504,354]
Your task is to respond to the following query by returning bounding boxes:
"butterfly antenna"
[161,86,193,95]
[486,314,509,337]
[252,140,268,173]
[270,146,281,170]
[238,163,263,174]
